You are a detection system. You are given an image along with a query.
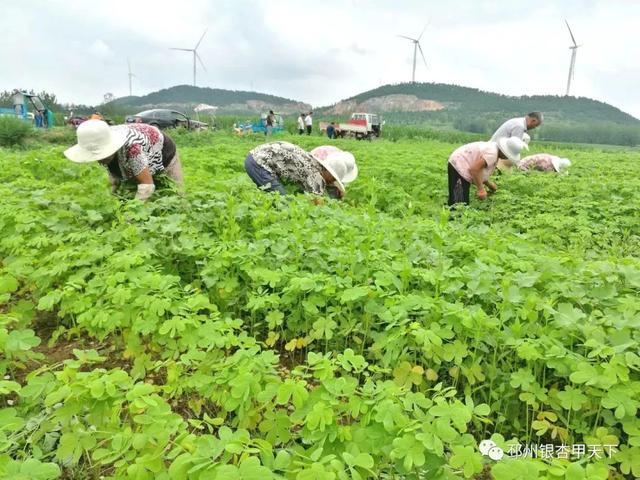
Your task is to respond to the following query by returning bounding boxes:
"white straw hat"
[497,137,528,165]
[315,155,347,193]
[64,120,127,163]
[326,151,358,183]
[310,145,340,160]
[551,157,571,172]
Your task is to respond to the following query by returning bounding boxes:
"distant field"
[1,131,639,479]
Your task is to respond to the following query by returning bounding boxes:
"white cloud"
[1,0,638,118]
[89,39,115,59]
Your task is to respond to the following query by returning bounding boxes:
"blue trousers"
[245,154,286,195]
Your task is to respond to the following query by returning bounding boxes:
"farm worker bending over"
[518,154,571,174]
[448,137,527,206]
[64,120,184,201]
[245,141,357,201]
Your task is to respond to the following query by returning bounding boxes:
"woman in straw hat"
[244,141,357,201]
[448,137,528,206]
[497,133,530,173]
[310,145,358,199]
[64,120,184,201]
[518,153,571,174]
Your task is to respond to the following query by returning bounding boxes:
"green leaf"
[340,286,370,303]
[557,386,588,411]
[0,275,18,295]
[448,445,483,478]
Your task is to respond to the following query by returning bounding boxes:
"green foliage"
[0,131,638,478]
[0,117,33,147]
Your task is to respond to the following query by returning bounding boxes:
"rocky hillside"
[319,82,639,125]
[105,85,311,115]
[325,94,444,115]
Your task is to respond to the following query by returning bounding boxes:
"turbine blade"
[418,43,428,68]
[417,21,430,41]
[170,47,193,51]
[397,34,417,41]
[565,20,577,46]
[196,52,207,72]
[194,28,208,50]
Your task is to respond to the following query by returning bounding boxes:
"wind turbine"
[397,24,429,83]
[170,29,208,86]
[564,20,581,96]
[127,58,136,96]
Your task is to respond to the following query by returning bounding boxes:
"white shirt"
[304,115,313,126]
[490,117,526,142]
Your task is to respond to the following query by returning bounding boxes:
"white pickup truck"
[320,113,383,140]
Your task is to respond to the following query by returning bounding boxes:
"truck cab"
[348,113,382,137]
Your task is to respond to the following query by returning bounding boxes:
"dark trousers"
[448,163,470,206]
[306,125,312,135]
[298,129,304,135]
[245,154,286,195]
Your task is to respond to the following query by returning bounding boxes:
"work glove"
[135,183,156,201]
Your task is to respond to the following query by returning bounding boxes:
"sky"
[4,0,640,118]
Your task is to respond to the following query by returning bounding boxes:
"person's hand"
[135,183,156,201]
[476,188,488,200]
[335,188,345,200]
[312,197,323,206]
[486,181,498,192]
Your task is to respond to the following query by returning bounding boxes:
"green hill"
[317,83,640,146]
[105,85,311,116]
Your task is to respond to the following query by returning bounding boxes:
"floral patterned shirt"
[249,142,325,195]
[518,154,556,172]
[106,124,166,180]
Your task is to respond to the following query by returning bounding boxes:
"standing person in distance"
[297,113,305,135]
[265,110,275,137]
[448,137,527,206]
[326,122,337,139]
[64,120,184,201]
[305,111,313,135]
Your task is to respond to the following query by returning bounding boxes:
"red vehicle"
[320,113,383,140]
[66,115,114,128]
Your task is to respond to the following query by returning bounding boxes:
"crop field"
[1,132,639,479]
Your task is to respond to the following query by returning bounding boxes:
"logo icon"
[479,440,504,461]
